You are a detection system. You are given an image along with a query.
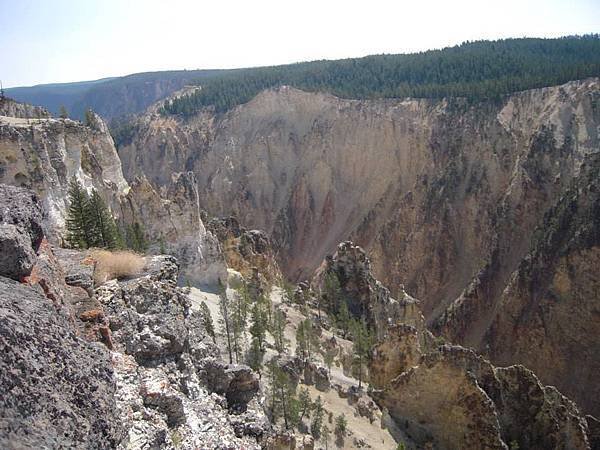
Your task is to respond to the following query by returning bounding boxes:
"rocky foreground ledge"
[0,185,268,449]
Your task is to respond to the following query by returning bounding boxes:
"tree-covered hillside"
[162,35,600,116]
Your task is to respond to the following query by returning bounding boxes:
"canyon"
[118,78,600,417]
[0,74,599,448]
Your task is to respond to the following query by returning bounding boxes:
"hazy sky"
[1,0,599,88]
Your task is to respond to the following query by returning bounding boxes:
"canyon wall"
[0,102,225,287]
[119,79,600,415]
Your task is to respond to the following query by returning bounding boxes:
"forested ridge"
[161,35,600,116]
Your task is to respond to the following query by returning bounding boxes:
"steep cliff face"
[119,79,600,413]
[121,173,227,287]
[476,154,600,417]
[0,111,128,237]
[0,104,225,287]
[120,80,599,306]
[305,241,594,449]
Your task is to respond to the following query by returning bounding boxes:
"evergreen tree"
[334,414,347,438]
[84,108,96,128]
[218,280,234,364]
[310,396,324,439]
[336,301,351,337]
[323,271,342,313]
[199,301,216,343]
[322,424,331,450]
[59,105,69,119]
[65,178,93,249]
[246,337,264,377]
[296,318,321,362]
[126,222,148,253]
[323,346,337,376]
[249,301,268,350]
[267,359,299,430]
[298,387,312,421]
[87,190,119,249]
[270,308,288,354]
[351,317,374,389]
[231,288,248,363]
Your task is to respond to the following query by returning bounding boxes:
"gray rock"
[314,366,330,392]
[201,359,260,410]
[0,276,122,449]
[0,223,37,280]
[0,185,45,280]
[54,248,95,293]
[0,184,44,251]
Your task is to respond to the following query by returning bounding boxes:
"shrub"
[91,249,145,284]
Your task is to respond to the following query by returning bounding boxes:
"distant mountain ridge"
[8,35,600,122]
[5,70,227,120]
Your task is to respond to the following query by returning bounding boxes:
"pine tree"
[334,414,347,438]
[336,301,351,337]
[199,301,215,343]
[351,317,374,389]
[246,337,264,377]
[298,387,312,421]
[65,178,93,249]
[270,308,288,354]
[231,288,248,363]
[126,222,148,253]
[218,280,234,364]
[296,318,321,362]
[323,346,337,376]
[84,109,96,128]
[311,396,324,439]
[323,271,341,313]
[59,105,69,119]
[249,301,268,350]
[87,190,119,249]
[267,359,299,430]
[322,424,331,450]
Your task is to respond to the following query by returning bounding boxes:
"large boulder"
[0,276,122,449]
[201,359,260,410]
[0,185,44,280]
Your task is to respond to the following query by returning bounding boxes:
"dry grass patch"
[90,249,145,285]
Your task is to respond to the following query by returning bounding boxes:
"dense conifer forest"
[161,36,600,116]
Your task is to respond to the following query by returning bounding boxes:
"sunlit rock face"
[0,109,128,238]
[122,172,227,288]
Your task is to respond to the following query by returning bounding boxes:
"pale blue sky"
[1,0,599,88]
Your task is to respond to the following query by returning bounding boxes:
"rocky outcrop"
[0,185,44,279]
[0,185,122,449]
[0,184,269,449]
[0,96,51,119]
[0,277,123,449]
[207,216,283,285]
[122,173,227,287]
[120,79,600,414]
[0,110,127,238]
[95,254,267,449]
[312,241,425,338]
[373,342,592,450]
[304,241,594,448]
